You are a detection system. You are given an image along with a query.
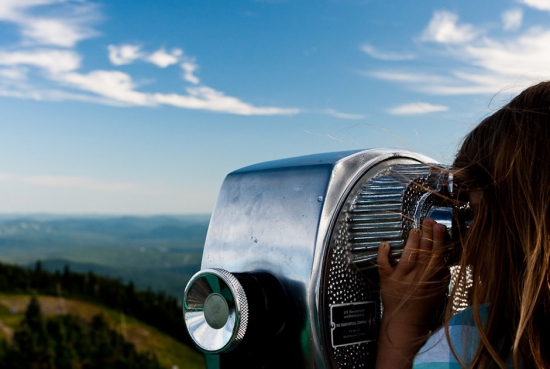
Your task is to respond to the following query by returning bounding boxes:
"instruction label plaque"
[330,301,376,347]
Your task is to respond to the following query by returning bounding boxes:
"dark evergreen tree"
[3,295,56,369]
[46,317,78,369]
[0,297,162,369]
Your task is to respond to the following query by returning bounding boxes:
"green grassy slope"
[0,294,205,369]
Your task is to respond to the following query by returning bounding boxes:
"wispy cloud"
[387,102,448,115]
[502,8,523,31]
[0,0,99,47]
[181,60,200,84]
[0,66,27,80]
[108,44,184,68]
[58,70,154,106]
[522,0,550,12]
[421,11,479,44]
[25,175,138,192]
[52,69,299,114]
[366,71,450,84]
[360,44,415,61]
[1,172,165,195]
[322,108,365,119]
[146,48,182,68]
[108,44,142,65]
[369,8,550,97]
[0,49,81,74]
[108,45,202,85]
[0,173,15,181]
[0,1,299,116]
[154,87,300,115]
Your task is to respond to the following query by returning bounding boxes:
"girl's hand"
[375,218,450,369]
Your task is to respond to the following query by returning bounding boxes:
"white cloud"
[0,62,299,115]
[360,44,415,61]
[0,1,64,18]
[0,66,27,80]
[108,44,143,65]
[323,109,365,119]
[4,173,166,196]
[0,1,300,116]
[0,0,98,47]
[422,11,478,44]
[0,49,81,74]
[521,0,550,12]
[416,73,509,95]
[502,8,523,31]
[387,102,449,115]
[181,60,200,84]
[369,9,550,96]
[367,71,450,84]
[47,69,298,115]
[146,48,182,68]
[153,87,300,115]
[58,70,154,106]
[461,27,550,76]
[108,45,185,69]
[0,173,15,181]
[25,175,139,192]
[21,17,97,47]
[0,86,123,105]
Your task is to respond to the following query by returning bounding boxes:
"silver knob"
[183,268,249,353]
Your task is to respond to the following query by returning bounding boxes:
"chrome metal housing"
[197,148,442,368]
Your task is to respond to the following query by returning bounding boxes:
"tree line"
[0,260,195,349]
[0,295,163,369]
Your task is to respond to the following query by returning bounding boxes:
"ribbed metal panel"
[347,164,433,269]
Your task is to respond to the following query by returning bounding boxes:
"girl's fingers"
[378,220,447,280]
[377,241,393,278]
[432,222,446,253]
[424,218,447,273]
[427,222,447,270]
[394,228,422,276]
[419,218,434,251]
[418,218,438,267]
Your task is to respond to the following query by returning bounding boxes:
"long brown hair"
[451,81,550,368]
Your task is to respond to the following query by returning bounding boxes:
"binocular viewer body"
[184,149,458,368]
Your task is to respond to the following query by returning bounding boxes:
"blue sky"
[1,0,550,214]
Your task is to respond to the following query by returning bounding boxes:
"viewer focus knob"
[183,268,249,353]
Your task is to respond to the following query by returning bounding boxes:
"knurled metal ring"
[183,268,249,353]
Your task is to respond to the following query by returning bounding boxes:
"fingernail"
[424,218,434,226]
[436,224,446,232]
[380,242,389,248]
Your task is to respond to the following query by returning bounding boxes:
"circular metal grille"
[322,160,449,368]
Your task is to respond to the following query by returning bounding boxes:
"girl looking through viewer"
[375,81,550,368]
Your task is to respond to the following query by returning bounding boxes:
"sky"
[1,0,550,214]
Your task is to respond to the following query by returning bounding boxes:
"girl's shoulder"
[448,303,490,327]
[413,304,506,368]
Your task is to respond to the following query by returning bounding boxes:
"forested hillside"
[0,261,206,368]
[0,215,209,368]
[0,261,194,348]
[0,215,209,297]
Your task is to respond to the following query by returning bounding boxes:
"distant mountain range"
[0,214,210,297]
